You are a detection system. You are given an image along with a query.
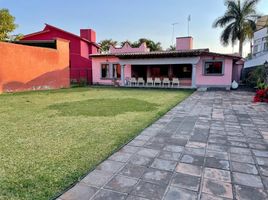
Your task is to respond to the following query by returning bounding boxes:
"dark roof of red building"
[90,49,241,60]
[23,24,99,48]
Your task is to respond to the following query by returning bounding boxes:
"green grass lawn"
[0,87,192,200]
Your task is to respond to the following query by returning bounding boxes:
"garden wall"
[0,38,70,93]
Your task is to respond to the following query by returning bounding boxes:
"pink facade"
[176,37,193,50]
[21,24,99,84]
[195,57,233,87]
[110,42,149,53]
[92,57,131,85]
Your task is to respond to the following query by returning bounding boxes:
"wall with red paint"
[0,39,70,93]
[21,25,98,84]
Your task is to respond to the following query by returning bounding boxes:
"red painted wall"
[21,25,98,84]
[0,39,70,93]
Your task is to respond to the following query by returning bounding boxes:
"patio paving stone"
[204,157,230,170]
[142,168,172,185]
[175,163,202,177]
[229,153,255,164]
[170,172,201,191]
[232,172,263,188]
[157,151,181,161]
[104,175,139,193]
[96,160,124,173]
[150,158,177,171]
[203,168,231,182]
[92,189,127,200]
[81,169,113,187]
[109,152,133,162]
[181,154,205,166]
[119,164,146,179]
[234,185,268,200]
[60,183,97,200]
[164,187,198,200]
[202,179,233,199]
[230,161,258,175]
[131,181,167,200]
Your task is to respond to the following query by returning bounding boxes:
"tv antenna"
[171,22,179,46]
[187,15,191,36]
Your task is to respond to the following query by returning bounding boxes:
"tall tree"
[132,38,162,51]
[167,45,176,51]
[0,9,17,41]
[98,39,118,52]
[213,0,259,56]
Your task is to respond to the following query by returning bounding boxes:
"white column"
[121,64,125,86]
[192,64,197,88]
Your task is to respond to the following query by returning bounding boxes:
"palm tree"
[213,0,260,56]
[98,39,118,53]
[132,38,162,51]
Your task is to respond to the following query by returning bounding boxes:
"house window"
[101,64,110,78]
[204,61,223,75]
[113,64,121,79]
[264,42,268,51]
[253,45,259,54]
[101,63,121,79]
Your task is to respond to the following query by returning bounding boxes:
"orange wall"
[0,38,70,93]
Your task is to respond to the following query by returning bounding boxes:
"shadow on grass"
[48,98,158,117]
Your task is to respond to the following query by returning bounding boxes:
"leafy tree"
[9,33,24,41]
[213,0,260,56]
[0,9,17,41]
[167,45,176,51]
[120,40,132,47]
[98,39,118,52]
[132,38,162,51]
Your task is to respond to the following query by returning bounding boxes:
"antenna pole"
[188,15,191,36]
[171,22,179,46]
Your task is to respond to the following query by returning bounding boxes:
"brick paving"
[58,91,268,200]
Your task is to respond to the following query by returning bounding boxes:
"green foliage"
[103,38,163,52]
[0,9,17,41]
[213,0,260,55]
[246,65,267,87]
[9,33,24,41]
[256,81,268,89]
[132,38,162,51]
[167,45,176,51]
[78,77,87,87]
[0,87,192,200]
[98,39,118,52]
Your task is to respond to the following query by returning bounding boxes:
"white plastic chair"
[172,78,180,87]
[146,77,154,87]
[162,78,171,87]
[154,78,162,87]
[137,77,145,86]
[130,77,137,86]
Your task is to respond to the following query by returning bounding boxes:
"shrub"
[246,65,267,87]
[78,78,87,87]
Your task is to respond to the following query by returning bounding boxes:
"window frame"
[100,63,122,80]
[203,60,224,76]
[112,63,121,79]
[264,42,268,52]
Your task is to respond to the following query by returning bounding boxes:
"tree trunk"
[239,40,243,57]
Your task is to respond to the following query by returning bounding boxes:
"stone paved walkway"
[58,91,268,200]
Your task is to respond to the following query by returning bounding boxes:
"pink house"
[21,24,99,84]
[91,37,243,90]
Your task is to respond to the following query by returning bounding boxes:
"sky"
[1,0,268,56]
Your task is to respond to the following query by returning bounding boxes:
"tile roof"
[90,48,241,59]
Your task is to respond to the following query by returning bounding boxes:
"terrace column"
[191,64,197,88]
[121,64,125,86]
